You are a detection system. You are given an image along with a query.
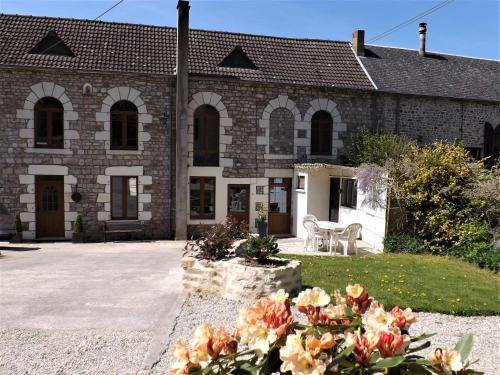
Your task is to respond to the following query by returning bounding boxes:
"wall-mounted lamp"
[71,183,82,203]
[235,159,242,169]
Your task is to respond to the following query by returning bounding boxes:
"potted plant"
[10,212,23,243]
[72,213,84,243]
[256,203,268,236]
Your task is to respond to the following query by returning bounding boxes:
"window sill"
[25,147,73,155]
[107,149,142,155]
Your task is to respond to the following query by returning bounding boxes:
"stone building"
[0,2,498,241]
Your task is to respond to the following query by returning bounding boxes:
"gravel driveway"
[151,295,500,375]
[0,241,184,375]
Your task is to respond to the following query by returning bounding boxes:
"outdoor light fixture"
[71,183,82,203]
[235,159,242,169]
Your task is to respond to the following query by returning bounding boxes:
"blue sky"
[1,0,498,59]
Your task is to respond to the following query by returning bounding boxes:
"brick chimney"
[352,30,365,57]
[419,22,427,57]
[175,0,190,240]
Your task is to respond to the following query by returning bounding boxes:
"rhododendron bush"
[170,285,480,374]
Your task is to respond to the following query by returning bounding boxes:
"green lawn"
[280,253,500,316]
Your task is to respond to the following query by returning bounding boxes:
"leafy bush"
[224,215,249,240]
[14,212,22,233]
[389,142,486,254]
[235,235,280,264]
[450,220,498,271]
[383,234,424,254]
[72,213,82,233]
[184,217,249,261]
[345,128,414,167]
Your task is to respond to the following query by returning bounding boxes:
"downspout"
[175,0,190,239]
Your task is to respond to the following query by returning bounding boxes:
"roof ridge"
[366,43,500,63]
[0,13,350,45]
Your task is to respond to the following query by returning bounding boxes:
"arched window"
[311,110,333,155]
[269,108,294,155]
[193,105,219,166]
[110,100,138,150]
[484,122,500,168]
[35,97,63,148]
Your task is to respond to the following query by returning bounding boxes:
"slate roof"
[361,45,500,102]
[0,14,374,90]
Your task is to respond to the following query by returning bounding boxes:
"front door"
[268,178,291,235]
[227,184,250,228]
[35,176,65,238]
[329,177,341,222]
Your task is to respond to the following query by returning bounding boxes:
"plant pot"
[257,221,268,236]
[9,232,22,243]
[72,232,84,243]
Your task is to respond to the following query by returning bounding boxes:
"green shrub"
[72,213,82,233]
[383,234,424,254]
[345,128,414,167]
[450,220,498,271]
[14,212,22,233]
[389,142,486,253]
[235,235,280,264]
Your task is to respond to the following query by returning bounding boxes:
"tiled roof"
[361,45,500,102]
[0,14,375,90]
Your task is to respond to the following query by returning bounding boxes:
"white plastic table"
[316,221,345,255]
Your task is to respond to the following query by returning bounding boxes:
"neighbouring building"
[0,2,498,242]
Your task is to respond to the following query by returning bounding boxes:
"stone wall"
[374,93,500,149]
[181,256,302,301]
[0,66,174,240]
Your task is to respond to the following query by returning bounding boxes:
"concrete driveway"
[0,241,184,330]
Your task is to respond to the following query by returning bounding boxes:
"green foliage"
[72,213,83,233]
[454,334,474,362]
[14,212,22,233]
[235,235,280,264]
[383,234,424,254]
[280,253,500,315]
[450,220,498,272]
[185,217,249,261]
[389,142,486,254]
[345,128,414,167]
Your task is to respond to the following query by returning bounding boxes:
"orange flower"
[210,326,238,358]
[376,331,410,358]
[429,348,463,374]
[345,331,378,366]
[390,306,416,331]
[170,339,197,374]
[305,332,336,357]
[346,284,373,315]
[236,295,294,355]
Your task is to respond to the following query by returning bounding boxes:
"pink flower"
[390,306,416,331]
[376,331,411,358]
[346,284,373,315]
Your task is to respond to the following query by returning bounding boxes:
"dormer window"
[30,31,75,57]
[218,46,258,70]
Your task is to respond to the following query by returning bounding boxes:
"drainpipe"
[175,0,190,240]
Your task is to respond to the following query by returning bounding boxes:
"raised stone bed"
[181,257,302,302]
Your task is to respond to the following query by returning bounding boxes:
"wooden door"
[268,178,291,235]
[227,184,250,228]
[36,176,65,238]
[329,177,340,222]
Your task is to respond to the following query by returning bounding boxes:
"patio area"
[277,237,378,256]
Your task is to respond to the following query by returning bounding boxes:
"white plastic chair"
[303,219,328,252]
[335,223,362,256]
[302,214,318,224]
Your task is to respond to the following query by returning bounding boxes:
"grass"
[280,253,500,316]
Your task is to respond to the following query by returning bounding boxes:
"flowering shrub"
[170,284,480,374]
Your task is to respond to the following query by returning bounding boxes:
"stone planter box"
[181,257,302,302]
